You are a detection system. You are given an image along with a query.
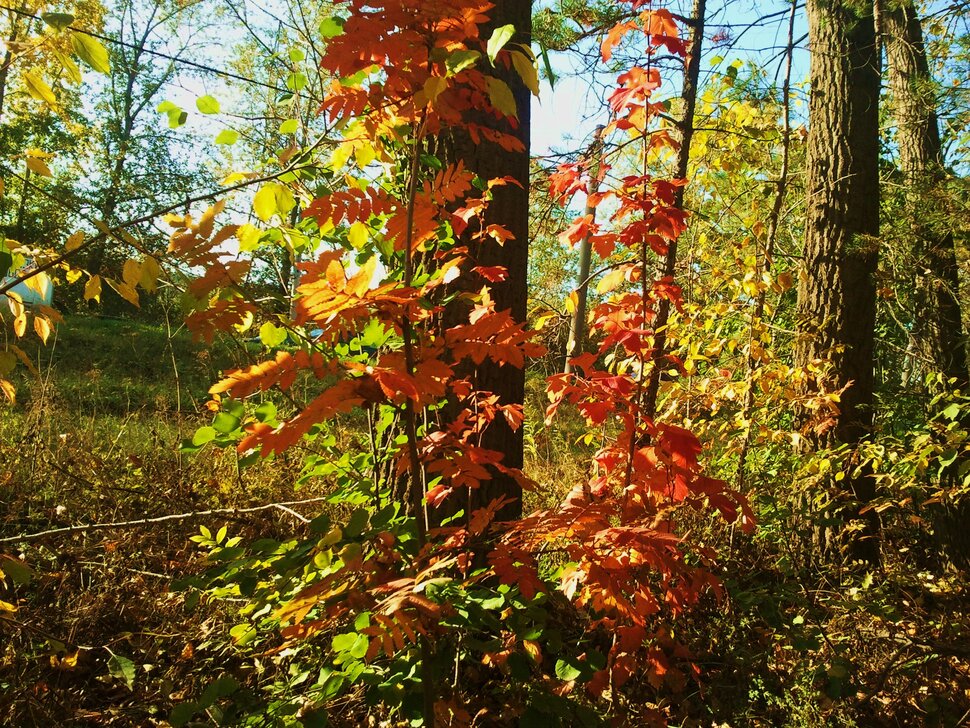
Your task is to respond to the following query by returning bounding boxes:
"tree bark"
[881,0,970,569]
[797,0,881,564]
[881,0,967,387]
[642,0,706,420]
[564,126,604,374]
[438,0,532,523]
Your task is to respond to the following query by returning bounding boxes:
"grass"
[9,314,242,414]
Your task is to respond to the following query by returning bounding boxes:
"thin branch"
[0,497,330,545]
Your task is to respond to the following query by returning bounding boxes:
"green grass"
[9,314,244,414]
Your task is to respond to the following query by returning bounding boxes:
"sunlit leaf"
[26,157,52,177]
[215,129,240,145]
[71,32,110,74]
[486,24,516,64]
[196,95,220,114]
[23,71,58,108]
[84,274,102,302]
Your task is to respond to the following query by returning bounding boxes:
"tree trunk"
[564,126,605,374]
[438,0,532,523]
[882,0,967,387]
[882,0,970,569]
[642,0,706,420]
[797,0,881,564]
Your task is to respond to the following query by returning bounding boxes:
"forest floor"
[1,316,968,726]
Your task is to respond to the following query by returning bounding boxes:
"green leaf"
[229,623,257,646]
[215,129,239,145]
[259,322,288,348]
[192,426,217,446]
[213,412,240,434]
[71,32,110,74]
[487,24,516,64]
[554,659,582,682]
[344,508,368,538]
[942,403,961,420]
[445,50,480,76]
[289,47,306,62]
[167,110,187,128]
[55,51,82,84]
[0,555,33,586]
[196,95,220,114]
[286,72,308,92]
[319,17,344,38]
[107,654,136,690]
[169,702,199,727]
[539,43,557,90]
[42,13,75,32]
[157,100,178,113]
[280,118,299,135]
[255,401,277,423]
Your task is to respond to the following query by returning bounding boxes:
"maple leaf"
[559,214,595,247]
[601,20,638,62]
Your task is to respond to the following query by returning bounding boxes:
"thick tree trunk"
[797,0,881,564]
[882,0,967,387]
[438,0,532,523]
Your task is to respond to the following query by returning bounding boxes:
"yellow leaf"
[84,274,101,302]
[122,258,142,288]
[597,267,626,294]
[23,70,58,108]
[34,316,51,344]
[7,344,36,378]
[55,51,82,84]
[329,141,354,170]
[0,598,17,613]
[111,280,140,307]
[13,314,26,338]
[71,32,111,74]
[236,224,262,252]
[222,171,251,186]
[510,49,539,97]
[348,221,368,249]
[354,142,377,167]
[65,231,85,251]
[234,309,254,333]
[24,272,51,299]
[139,256,161,292]
[26,157,52,177]
[486,77,518,117]
[564,290,578,315]
[7,293,24,318]
[0,378,14,403]
[533,312,555,331]
[253,183,295,222]
[423,75,447,104]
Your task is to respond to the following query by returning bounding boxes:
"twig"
[0,497,330,544]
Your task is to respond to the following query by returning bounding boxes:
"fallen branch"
[0,498,330,545]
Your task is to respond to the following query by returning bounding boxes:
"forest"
[0,0,968,725]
